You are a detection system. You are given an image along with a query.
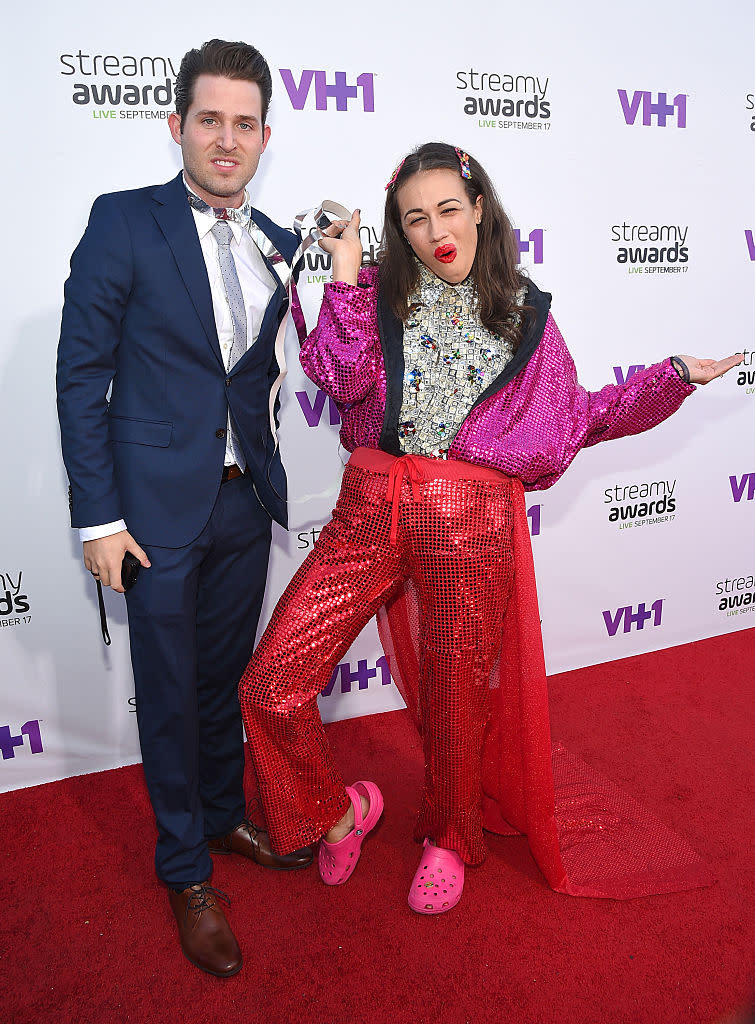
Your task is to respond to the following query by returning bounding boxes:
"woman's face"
[395,167,482,284]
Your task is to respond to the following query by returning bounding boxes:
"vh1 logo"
[0,720,43,760]
[603,599,663,636]
[321,655,392,697]
[515,229,544,265]
[296,389,341,428]
[279,70,375,112]
[730,473,755,503]
[613,364,645,385]
[618,90,687,128]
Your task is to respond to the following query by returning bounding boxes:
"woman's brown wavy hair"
[379,142,529,348]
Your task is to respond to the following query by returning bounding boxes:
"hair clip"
[385,157,406,191]
[454,147,472,180]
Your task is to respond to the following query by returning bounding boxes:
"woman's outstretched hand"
[319,209,363,286]
[677,353,744,384]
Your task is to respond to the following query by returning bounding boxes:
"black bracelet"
[670,356,691,384]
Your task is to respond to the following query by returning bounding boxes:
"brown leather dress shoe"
[208,818,313,871]
[168,883,242,978]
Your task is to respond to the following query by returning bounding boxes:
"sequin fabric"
[239,448,515,863]
[397,264,517,457]
[300,265,695,488]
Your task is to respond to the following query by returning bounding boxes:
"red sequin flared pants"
[238,448,516,864]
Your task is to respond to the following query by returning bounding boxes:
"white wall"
[1,0,753,790]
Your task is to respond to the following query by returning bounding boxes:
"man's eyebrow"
[194,109,259,122]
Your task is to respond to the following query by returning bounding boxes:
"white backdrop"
[1,0,753,791]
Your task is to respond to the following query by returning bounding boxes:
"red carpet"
[2,630,753,1024]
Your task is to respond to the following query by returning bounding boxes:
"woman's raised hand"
[319,209,363,286]
[677,353,744,384]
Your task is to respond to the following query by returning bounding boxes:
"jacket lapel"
[150,174,222,365]
[377,289,404,456]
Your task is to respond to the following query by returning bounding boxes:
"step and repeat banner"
[1,0,752,790]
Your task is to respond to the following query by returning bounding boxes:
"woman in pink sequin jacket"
[239,143,741,915]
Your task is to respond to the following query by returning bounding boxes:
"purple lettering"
[328,397,342,426]
[527,503,542,537]
[320,658,387,696]
[618,89,644,126]
[515,228,544,264]
[0,721,42,759]
[644,91,676,126]
[21,720,43,754]
[626,602,653,631]
[613,364,646,386]
[279,69,315,110]
[0,725,25,759]
[296,389,327,427]
[320,665,339,697]
[314,71,358,111]
[729,473,755,502]
[745,230,755,261]
[602,607,627,637]
[376,655,392,685]
[356,72,375,113]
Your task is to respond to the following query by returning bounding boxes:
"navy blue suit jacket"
[57,172,298,544]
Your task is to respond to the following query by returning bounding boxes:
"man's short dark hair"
[174,39,273,128]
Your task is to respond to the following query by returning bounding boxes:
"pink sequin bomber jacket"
[299,265,695,491]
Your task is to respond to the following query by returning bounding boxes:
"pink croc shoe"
[318,780,384,886]
[408,839,465,915]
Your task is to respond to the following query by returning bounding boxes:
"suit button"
[225,377,232,386]
[215,428,226,439]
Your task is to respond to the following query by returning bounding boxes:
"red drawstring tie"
[385,454,424,545]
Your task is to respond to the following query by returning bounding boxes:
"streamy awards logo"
[715,573,754,618]
[0,570,31,630]
[60,50,178,121]
[456,68,551,132]
[733,349,755,395]
[603,477,677,530]
[611,222,689,276]
[301,222,381,289]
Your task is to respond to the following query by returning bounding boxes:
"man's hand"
[83,531,151,594]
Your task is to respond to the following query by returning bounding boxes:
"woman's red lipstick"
[434,244,457,263]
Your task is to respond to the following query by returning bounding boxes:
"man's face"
[168,74,271,208]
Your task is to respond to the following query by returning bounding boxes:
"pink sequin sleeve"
[454,313,695,490]
[299,266,382,403]
[551,319,695,450]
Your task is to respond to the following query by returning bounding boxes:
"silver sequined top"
[398,263,521,457]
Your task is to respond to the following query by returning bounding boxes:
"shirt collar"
[415,260,474,307]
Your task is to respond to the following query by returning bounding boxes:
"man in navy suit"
[57,39,312,978]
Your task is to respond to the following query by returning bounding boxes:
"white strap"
[249,201,351,442]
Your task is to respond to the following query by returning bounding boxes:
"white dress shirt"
[79,181,277,542]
